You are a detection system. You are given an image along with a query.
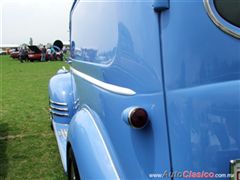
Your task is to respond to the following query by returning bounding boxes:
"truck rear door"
[159,0,240,179]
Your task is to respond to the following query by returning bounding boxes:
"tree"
[29,37,33,46]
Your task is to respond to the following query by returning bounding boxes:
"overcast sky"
[0,0,73,46]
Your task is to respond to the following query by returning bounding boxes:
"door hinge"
[153,0,169,12]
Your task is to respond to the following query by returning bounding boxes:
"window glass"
[214,0,240,28]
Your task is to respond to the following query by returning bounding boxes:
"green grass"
[0,56,67,179]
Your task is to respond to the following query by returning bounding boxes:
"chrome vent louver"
[49,99,69,117]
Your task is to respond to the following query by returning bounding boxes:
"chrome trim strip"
[74,103,80,110]
[203,0,240,39]
[50,105,68,111]
[57,129,68,139]
[74,98,80,105]
[82,108,120,180]
[49,99,67,106]
[69,57,114,68]
[70,67,136,96]
[50,109,69,117]
[63,129,68,138]
[54,122,69,127]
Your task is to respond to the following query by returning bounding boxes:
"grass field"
[0,55,67,179]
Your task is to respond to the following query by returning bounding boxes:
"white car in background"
[0,48,7,55]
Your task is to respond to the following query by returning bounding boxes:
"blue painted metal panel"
[70,1,164,94]
[160,0,240,178]
[67,108,121,179]
[161,0,240,90]
[71,74,172,179]
[69,1,172,179]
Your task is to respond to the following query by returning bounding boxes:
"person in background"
[19,48,24,63]
[41,45,47,62]
[51,47,56,60]
[19,47,28,63]
[24,47,28,62]
[47,48,52,61]
[63,46,67,54]
[58,50,64,61]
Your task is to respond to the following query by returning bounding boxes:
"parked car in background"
[28,46,43,61]
[28,45,63,61]
[0,48,7,55]
[49,0,240,179]
[10,48,19,59]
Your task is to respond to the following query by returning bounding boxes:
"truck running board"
[52,121,69,173]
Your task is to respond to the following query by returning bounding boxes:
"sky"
[0,0,73,46]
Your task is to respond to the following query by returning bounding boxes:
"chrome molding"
[70,67,136,96]
[82,108,120,180]
[50,105,68,112]
[74,103,80,110]
[57,129,68,139]
[50,109,69,117]
[203,0,240,39]
[68,57,113,68]
[74,98,80,110]
[49,99,67,106]
[74,98,80,105]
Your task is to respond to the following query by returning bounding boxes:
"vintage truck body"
[49,0,240,179]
